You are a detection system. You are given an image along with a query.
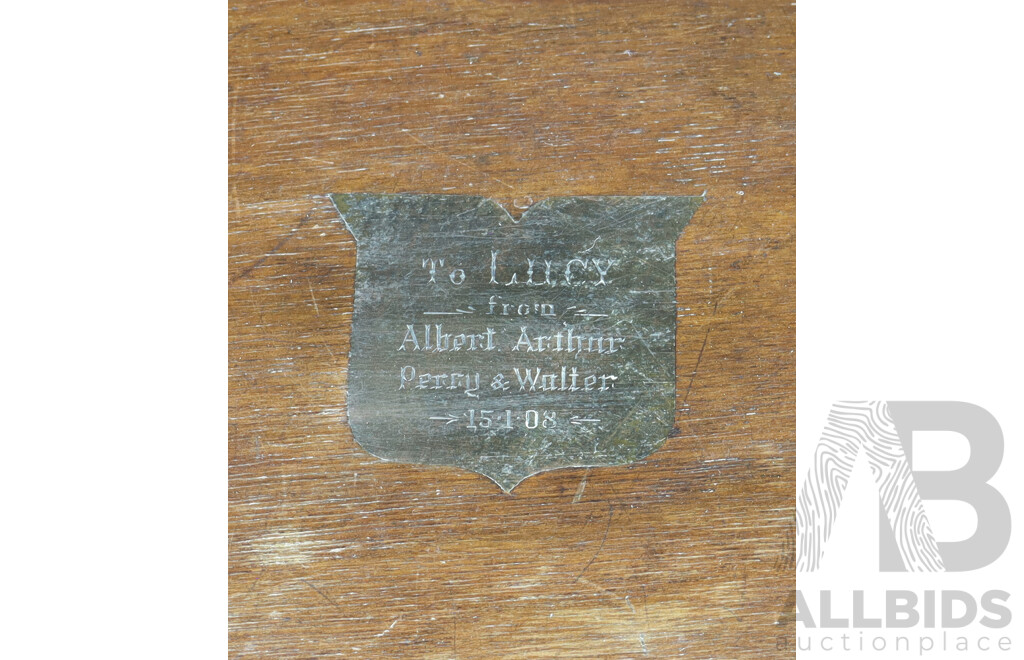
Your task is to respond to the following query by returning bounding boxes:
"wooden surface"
[229,1,795,657]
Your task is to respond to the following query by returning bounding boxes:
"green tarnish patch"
[331,194,702,492]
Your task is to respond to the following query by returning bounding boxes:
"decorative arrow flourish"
[423,306,475,316]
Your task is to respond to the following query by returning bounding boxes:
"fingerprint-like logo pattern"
[797,401,944,572]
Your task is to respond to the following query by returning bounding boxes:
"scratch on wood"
[230,211,315,285]
[301,579,343,611]
[307,280,320,316]
[400,129,514,191]
[374,617,402,637]
[683,327,712,405]
[572,468,590,503]
[574,503,614,583]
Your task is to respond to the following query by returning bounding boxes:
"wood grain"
[229,1,795,657]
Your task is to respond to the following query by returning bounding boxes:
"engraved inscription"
[333,194,702,491]
[395,251,627,422]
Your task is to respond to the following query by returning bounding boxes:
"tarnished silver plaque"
[331,194,702,491]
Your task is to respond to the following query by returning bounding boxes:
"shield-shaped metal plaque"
[331,194,702,492]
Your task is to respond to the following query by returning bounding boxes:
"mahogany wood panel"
[229,1,795,657]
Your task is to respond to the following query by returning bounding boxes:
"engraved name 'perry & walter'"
[332,194,702,492]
